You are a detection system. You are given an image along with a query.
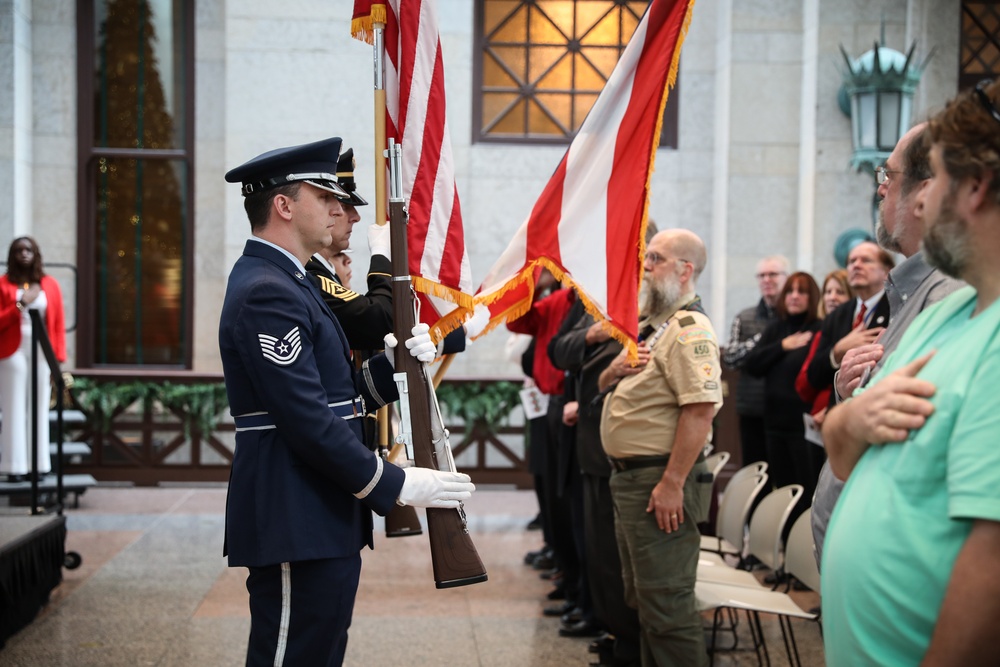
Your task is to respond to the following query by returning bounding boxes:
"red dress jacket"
[0,275,66,362]
[507,288,575,396]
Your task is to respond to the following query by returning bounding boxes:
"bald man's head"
[654,229,707,280]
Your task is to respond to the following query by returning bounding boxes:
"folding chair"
[700,462,768,560]
[784,508,820,595]
[704,451,730,480]
[700,503,820,667]
[698,484,804,588]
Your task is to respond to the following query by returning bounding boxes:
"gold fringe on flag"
[411,276,476,344]
[350,3,388,45]
[471,256,641,365]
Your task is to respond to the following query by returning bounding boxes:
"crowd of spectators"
[503,79,1000,666]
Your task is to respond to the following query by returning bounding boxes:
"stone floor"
[0,485,825,666]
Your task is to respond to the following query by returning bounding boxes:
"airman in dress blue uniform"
[220,137,474,667]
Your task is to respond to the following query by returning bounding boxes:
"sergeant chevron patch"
[317,274,360,302]
[258,327,302,365]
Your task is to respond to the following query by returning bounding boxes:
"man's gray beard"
[922,193,970,279]
[643,274,682,316]
[875,200,904,254]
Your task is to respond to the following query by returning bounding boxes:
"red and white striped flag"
[352,1,474,340]
[473,0,695,359]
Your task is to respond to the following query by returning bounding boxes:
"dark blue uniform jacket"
[220,240,405,567]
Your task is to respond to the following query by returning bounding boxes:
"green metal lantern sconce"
[837,35,931,239]
[838,40,930,174]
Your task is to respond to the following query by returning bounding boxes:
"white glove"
[384,323,437,368]
[398,467,475,508]
[368,223,392,259]
[463,304,491,340]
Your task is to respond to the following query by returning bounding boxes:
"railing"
[27,310,70,514]
[66,373,531,488]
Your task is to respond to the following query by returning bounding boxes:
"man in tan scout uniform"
[598,229,721,666]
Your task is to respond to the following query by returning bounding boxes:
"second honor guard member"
[306,147,393,350]
[221,136,475,667]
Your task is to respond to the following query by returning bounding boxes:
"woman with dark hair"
[743,271,822,495]
[0,237,66,482]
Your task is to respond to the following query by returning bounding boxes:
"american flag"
[472,0,696,359]
[352,0,474,341]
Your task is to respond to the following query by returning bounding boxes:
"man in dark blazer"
[220,137,475,667]
[803,241,894,408]
[550,306,641,664]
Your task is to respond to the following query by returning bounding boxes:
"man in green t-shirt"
[821,79,1000,666]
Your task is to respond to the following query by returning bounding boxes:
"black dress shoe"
[532,554,556,570]
[588,634,614,653]
[546,585,567,600]
[523,548,543,565]
[559,619,603,638]
[560,607,583,624]
[543,600,575,617]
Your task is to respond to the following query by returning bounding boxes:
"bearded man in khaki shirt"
[599,229,722,666]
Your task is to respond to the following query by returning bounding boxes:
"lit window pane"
[490,5,528,42]
[494,99,528,134]
[485,0,522,35]
[536,55,575,92]
[530,5,571,44]
[483,92,521,130]
[573,52,608,92]
[484,49,523,86]
[94,157,187,365]
[580,47,623,80]
[536,93,573,129]
[477,0,677,144]
[529,47,571,84]
[536,1,575,37]
[576,3,615,40]
[581,9,622,47]
[86,0,191,367]
[528,99,565,134]
[93,0,185,149]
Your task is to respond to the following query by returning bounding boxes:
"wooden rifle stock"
[387,141,487,589]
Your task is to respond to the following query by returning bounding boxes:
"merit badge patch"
[677,328,713,345]
[258,327,302,366]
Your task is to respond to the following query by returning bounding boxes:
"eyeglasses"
[875,165,903,185]
[644,251,690,267]
[975,79,1000,125]
[755,271,786,281]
